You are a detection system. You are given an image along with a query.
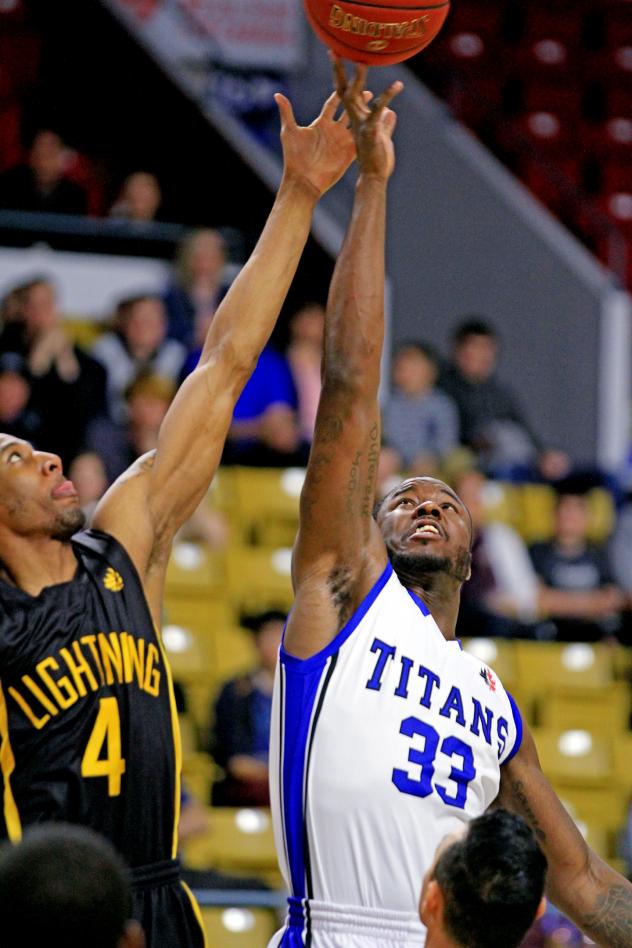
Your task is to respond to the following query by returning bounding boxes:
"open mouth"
[409,522,444,541]
[52,480,77,499]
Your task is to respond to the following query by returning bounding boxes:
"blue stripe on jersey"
[280,562,393,674]
[502,692,524,765]
[406,587,430,616]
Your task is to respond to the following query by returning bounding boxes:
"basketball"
[303,0,451,66]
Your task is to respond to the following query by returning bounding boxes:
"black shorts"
[129,858,206,948]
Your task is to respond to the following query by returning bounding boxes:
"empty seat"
[539,683,631,731]
[201,907,278,947]
[229,466,302,546]
[226,546,294,613]
[166,542,226,597]
[514,641,615,692]
[530,726,614,785]
[183,807,278,875]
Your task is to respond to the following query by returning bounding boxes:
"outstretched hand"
[275,89,357,197]
[332,55,403,180]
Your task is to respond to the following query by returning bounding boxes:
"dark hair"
[393,340,439,368]
[434,809,547,948]
[116,293,162,320]
[0,823,132,948]
[241,609,287,635]
[452,318,498,347]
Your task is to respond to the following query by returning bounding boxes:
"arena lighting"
[280,467,306,498]
[558,730,593,758]
[271,548,293,575]
[561,643,595,672]
[172,541,204,571]
[463,638,498,666]
[161,625,192,654]
[222,908,256,933]
[235,808,270,834]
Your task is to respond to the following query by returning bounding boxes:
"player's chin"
[51,506,86,541]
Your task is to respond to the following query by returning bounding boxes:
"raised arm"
[92,90,356,616]
[284,62,403,660]
[497,722,632,946]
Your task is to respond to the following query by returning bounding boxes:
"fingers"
[336,90,373,125]
[320,89,341,122]
[371,80,404,118]
[329,50,348,100]
[381,108,398,138]
[274,92,297,130]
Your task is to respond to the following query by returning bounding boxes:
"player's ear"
[419,879,443,928]
[120,920,145,948]
[535,896,547,921]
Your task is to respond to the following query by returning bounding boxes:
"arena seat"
[229,466,302,546]
[182,751,217,804]
[183,807,279,877]
[551,783,628,830]
[539,683,631,731]
[211,625,258,683]
[201,907,278,947]
[225,546,294,613]
[166,541,226,597]
[530,726,613,785]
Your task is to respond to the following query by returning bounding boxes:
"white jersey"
[269,563,522,946]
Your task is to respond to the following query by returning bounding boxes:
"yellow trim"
[153,623,182,859]
[0,682,21,842]
[181,880,209,948]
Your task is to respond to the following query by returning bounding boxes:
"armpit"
[327,564,354,626]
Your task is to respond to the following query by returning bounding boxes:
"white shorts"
[268,899,426,947]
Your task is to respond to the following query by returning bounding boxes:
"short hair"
[241,609,287,635]
[452,318,498,347]
[0,823,133,948]
[116,292,162,320]
[393,340,439,368]
[434,809,547,948]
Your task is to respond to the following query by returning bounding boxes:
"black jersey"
[0,529,181,868]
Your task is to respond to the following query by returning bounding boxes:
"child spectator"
[383,341,460,477]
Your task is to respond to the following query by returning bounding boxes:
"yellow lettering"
[22,675,58,716]
[143,643,161,697]
[97,632,124,685]
[81,635,106,686]
[9,684,51,729]
[122,633,146,688]
[329,3,343,28]
[59,642,98,697]
[36,657,78,710]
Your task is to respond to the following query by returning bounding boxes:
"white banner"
[107,0,304,71]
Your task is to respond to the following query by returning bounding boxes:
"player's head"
[0,435,85,543]
[0,823,145,948]
[419,809,547,948]
[374,477,473,586]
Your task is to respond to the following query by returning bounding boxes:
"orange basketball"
[303,0,450,66]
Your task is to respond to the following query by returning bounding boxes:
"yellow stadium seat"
[166,542,226,597]
[461,638,518,691]
[230,467,303,546]
[212,626,258,682]
[163,596,235,641]
[182,751,217,803]
[226,546,294,613]
[516,484,556,543]
[551,784,628,830]
[586,488,616,543]
[201,907,278,947]
[514,641,614,694]
[612,731,632,793]
[539,684,630,732]
[62,318,105,349]
[530,727,614,786]
[183,807,278,876]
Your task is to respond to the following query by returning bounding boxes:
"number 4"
[81,697,126,796]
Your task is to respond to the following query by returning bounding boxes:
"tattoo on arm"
[508,780,547,843]
[362,423,380,518]
[346,451,362,515]
[581,885,632,947]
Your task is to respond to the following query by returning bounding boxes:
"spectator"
[530,487,623,641]
[439,319,569,480]
[92,294,186,422]
[68,451,109,520]
[86,372,174,483]
[419,809,546,948]
[286,301,325,444]
[454,467,541,638]
[163,228,231,347]
[210,610,284,807]
[109,171,162,223]
[0,350,46,445]
[0,823,144,948]
[0,129,88,215]
[383,341,460,477]
[0,276,107,464]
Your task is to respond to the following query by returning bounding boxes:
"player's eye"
[7,451,21,464]
[441,502,456,511]
[398,497,414,505]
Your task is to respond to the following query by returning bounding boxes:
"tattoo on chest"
[581,885,632,947]
[509,779,547,843]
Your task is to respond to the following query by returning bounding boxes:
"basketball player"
[0,823,144,948]
[268,61,632,947]
[419,809,547,948]
[0,89,357,948]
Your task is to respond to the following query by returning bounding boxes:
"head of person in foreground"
[420,808,547,948]
[0,823,145,948]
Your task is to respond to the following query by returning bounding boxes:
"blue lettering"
[436,736,477,809]
[497,716,509,758]
[470,699,493,746]
[439,686,466,726]
[394,655,414,699]
[366,638,396,692]
[418,666,441,708]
